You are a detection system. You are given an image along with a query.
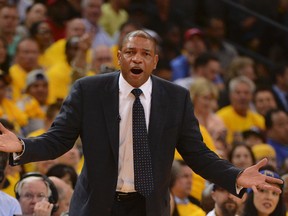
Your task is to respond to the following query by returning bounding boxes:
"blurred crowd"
[0,0,288,215]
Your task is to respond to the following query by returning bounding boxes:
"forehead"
[122,36,155,50]
[21,180,47,193]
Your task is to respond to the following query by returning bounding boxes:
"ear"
[153,54,159,69]
[117,50,121,66]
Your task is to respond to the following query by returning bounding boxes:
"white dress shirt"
[116,73,152,192]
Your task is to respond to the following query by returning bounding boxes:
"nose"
[132,52,142,63]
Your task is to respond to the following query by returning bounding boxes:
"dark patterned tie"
[131,88,154,197]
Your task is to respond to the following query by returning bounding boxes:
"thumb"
[254,158,268,170]
[0,122,9,134]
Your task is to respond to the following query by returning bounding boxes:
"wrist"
[17,138,25,154]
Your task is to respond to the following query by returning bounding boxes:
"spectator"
[217,76,265,145]
[30,20,54,68]
[204,17,238,73]
[253,87,277,116]
[0,4,21,59]
[9,38,40,101]
[81,0,114,48]
[265,109,288,172]
[207,184,244,216]
[47,164,78,189]
[242,168,286,216]
[0,70,27,131]
[44,18,87,69]
[189,77,227,155]
[174,52,222,90]
[15,172,58,216]
[0,151,22,215]
[170,28,207,81]
[271,64,288,112]
[49,176,74,216]
[170,160,206,216]
[228,143,256,169]
[17,69,48,135]
[16,2,47,38]
[99,0,130,39]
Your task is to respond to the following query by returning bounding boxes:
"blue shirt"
[0,191,22,216]
[267,138,288,169]
[170,55,190,81]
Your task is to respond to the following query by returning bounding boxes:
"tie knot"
[131,88,142,98]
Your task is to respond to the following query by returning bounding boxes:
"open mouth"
[131,68,143,74]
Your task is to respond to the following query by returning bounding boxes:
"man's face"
[270,111,288,144]
[19,180,49,215]
[27,80,48,105]
[212,187,242,216]
[254,90,277,116]
[173,165,193,198]
[66,19,86,38]
[16,40,39,72]
[0,7,19,34]
[82,0,102,25]
[202,60,221,82]
[118,36,158,87]
[230,82,252,113]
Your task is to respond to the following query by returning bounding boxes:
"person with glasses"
[15,175,54,216]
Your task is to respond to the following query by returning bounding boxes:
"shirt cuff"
[12,138,25,161]
[236,169,244,194]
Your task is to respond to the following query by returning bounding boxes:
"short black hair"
[194,52,219,69]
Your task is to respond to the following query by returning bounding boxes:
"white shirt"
[0,191,22,216]
[116,73,152,192]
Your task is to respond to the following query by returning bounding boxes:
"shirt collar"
[119,73,152,99]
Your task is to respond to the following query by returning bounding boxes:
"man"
[265,109,288,172]
[0,152,22,216]
[9,38,40,101]
[174,52,222,90]
[17,69,48,135]
[217,76,265,145]
[170,160,205,215]
[0,4,21,59]
[49,176,74,216]
[253,87,277,116]
[170,28,207,81]
[0,30,283,216]
[207,184,243,216]
[15,173,58,216]
[81,0,114,48]
[271,64,288,112]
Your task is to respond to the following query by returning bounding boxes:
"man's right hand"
[0,123,23,153]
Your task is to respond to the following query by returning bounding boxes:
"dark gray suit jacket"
[12,72,242,216]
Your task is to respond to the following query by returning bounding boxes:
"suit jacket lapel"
[102,73,120,164]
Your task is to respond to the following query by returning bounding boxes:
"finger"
[265,175,284,185]
[251,185,258,194]
[254,158,268,170]
[262,183,282,194]
[0,122,9,134]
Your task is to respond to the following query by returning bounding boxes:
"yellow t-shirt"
[17,94,45,119]
[43,39,92,70]
[9,64,29,101]
[216,105,265,144]
[46,61,72,104]
[176,202,206,216]
[0,97,28,127]
[1,175,19,197]
[174,125,216,202]
[99,3,128,37]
